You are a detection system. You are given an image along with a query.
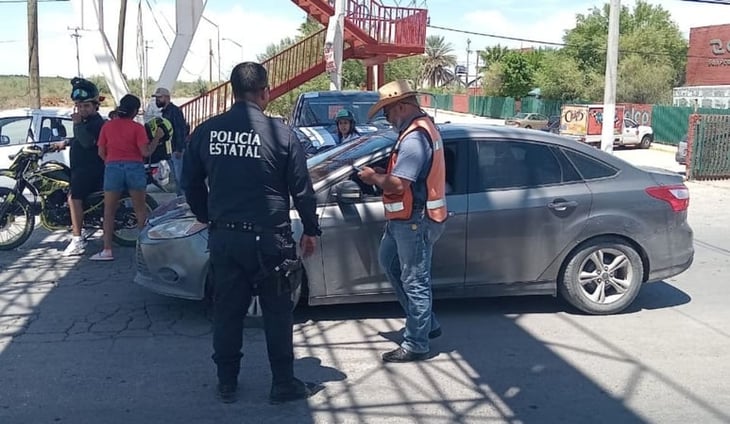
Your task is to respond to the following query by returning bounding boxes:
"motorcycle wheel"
[0,188,35,251]
[112,194,159,247]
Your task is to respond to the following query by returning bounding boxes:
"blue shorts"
[104,161,147,192]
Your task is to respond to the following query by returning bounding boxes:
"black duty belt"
[209,221,290,234]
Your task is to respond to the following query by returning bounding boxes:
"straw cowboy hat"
[367,79,419,119]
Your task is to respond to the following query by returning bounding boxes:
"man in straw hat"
[357,80,448,363]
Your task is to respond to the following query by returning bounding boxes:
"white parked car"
[0,108,73,173]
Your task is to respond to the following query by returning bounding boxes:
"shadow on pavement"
[0,229,719,424]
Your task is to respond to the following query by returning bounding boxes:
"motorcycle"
[0,143,158,250]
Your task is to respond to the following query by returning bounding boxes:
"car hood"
[146,196,304,234]
[295,124,381,149]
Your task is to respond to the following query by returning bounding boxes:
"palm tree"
[420,35,457,88]
[478,45,509,73]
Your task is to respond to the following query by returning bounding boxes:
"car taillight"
[645,185,689,212]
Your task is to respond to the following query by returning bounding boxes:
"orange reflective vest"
[383,116,447,222]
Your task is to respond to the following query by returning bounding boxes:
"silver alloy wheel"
[577,247,633,305]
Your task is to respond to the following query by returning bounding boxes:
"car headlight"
[147,218,208,240]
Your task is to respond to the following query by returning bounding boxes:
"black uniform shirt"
[182,101,321,236]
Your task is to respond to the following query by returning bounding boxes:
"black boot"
[216,383,238,403]
[269,378,323,405]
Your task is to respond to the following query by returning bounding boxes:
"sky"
[0,0,728,85]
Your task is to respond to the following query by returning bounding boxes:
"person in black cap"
[53,77,107,257]
[182,61,322,404]
[90,94,162,261]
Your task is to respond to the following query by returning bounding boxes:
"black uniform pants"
[208,229,296,387]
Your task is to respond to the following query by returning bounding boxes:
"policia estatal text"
[182,62,322,404]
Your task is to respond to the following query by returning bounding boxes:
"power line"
[427,24,730,61]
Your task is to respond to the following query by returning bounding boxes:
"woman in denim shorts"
[91,94,163,261]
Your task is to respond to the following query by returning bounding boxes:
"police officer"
[182,62,322,404]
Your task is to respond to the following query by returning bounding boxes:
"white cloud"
[0,1,303,84]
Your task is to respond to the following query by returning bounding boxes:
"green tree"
[421,35,457,88]
[499,52,534,98]
[342,59,366,89]
[385,56,424,87]
[481,62,504,97]
[617,55,674,104]
[562,0,687,89]
[478,44,509,72]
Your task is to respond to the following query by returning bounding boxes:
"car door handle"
[547,200,578,211]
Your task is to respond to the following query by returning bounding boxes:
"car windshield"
[295,92,385,127]
[308,129,398,185]
[513,113,529,119]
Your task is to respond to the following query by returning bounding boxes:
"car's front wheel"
[559,237,644,315]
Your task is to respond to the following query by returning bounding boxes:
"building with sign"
[674,24,730,109]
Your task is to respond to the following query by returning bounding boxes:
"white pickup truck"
[559,104,654,149]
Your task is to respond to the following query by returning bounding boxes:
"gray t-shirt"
[390,129,433,207]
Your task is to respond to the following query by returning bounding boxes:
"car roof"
[301,90,378,98]
[0,107,73,118]
[437,123,632,167]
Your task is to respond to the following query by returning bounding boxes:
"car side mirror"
[0,135,9,145]
[334,180,362,204]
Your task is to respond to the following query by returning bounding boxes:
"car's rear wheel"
[559,237,644,315]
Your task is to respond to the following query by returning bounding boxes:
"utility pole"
[27,0,40,109]
[601,0,621,154]
[143,40,152,101]
[465,38,471,87]
[68,27,82,77]
[209,38,213,84]
[117,0,128,70]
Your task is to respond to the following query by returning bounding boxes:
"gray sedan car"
[134,124,694,315]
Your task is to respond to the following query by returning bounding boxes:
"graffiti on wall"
[621,103,653,126]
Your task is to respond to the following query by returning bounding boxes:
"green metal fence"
[690,114,730,180]
[520,98,563,117]
[431,94,453,111]
[468,96,515,119]
[651,105,730,146]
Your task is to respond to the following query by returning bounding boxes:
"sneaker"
[269,378,323,405]
[62,238,87,257]
[89,250,114,261]
[81,228,95,241]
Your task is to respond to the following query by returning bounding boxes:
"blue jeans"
[103,161,147,192]
[169,154,184,195]
[378,212,445,354]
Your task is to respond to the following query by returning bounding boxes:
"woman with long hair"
[334,109,360,145]
[90,94,162,261]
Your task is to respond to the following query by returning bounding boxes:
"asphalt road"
[0,139,729,423]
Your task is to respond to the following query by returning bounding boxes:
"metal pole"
[28,0,40,109]
[69,27,82,76]
[465,38,471,87]
[601,0,621,154]
[217,28,221,82]
[117,0,128,71]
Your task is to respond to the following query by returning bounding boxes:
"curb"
[650,143,677,154]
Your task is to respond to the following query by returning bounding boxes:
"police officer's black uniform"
[182,100,321,402]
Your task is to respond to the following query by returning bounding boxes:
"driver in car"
[53,77,107,256]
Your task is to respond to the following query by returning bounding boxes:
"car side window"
[473,140,574,191]
[39,117,72,143]
[562,149,618,180]
[0,117,32,145]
